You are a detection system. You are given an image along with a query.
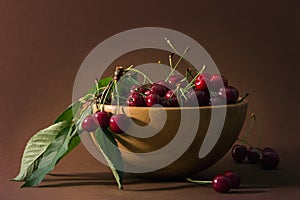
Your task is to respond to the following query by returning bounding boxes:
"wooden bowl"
[91,100,248,178]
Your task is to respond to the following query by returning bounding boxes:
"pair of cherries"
[81,111,130,134]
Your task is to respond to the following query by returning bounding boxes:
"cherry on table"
[247,147,262,164]
[224,171,240,189]
[212,174,232,193]
[109,114,130,134]
[81,115,98,132]
[94,111,110,129]
[261,150,280,169]
[231,144,247,163]
[262,147,276,153]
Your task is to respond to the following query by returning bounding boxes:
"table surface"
[1,142,299,200]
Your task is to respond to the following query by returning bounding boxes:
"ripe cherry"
[109,114,130,134]
[81,115,98,132]
[224,171,240,188]
[195,73,211,91]
[247,147,261,164]
[219,86,239,104]
[262,147,276,153]
[145,93,162,107]
[127,93,145,106]
[186,90,209,106]
[94,111,110,129]
[261,149,280,169]
[212,175,232,193]
[209,96,226,106]
[130,85,147,94]
[155,80,173,90]
[165,90,176,99]
[210,74,228,91]
[161,97,171,107]
[151,83,169,97]
[231,144,247,163]
[144,90,151,96]
[168,75,188,88]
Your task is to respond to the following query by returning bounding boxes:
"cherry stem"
[256,118,263,148]
[112,80,121,114]
[164,37,194,69]
[241,113,256,146]
[237,138,262,155]
[186,178,212,184]
[183,65,206,92]
[165,46,190,82]
[168,53,174,68]
[126,68,153,84]
[99,79,114,109]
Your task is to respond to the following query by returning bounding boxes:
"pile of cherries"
[127,73,239,107]
[232,144,280,169]
[81,111,129,134]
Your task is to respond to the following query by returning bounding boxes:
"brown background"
[1,0,300,199]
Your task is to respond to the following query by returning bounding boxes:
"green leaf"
[13,121,70,181]
[87,77,112,94]
[54,101,81,123]
[94,128,124,189]
[58,132,81,163]
[21,125,73,187]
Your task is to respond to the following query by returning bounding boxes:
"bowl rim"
[102,99,248,111]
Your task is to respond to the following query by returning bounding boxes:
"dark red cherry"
[94,111,110,129]
[212,175,232,193]
[144,90,151,96]
[145,93,162,107]
[261,150,280,169]
[209,96,226,106]
[81,115,98,132]
[210,74,229,90]
[161,97,171,107]
[231,144,247,163]
[195,73,211,91]
[262,147,276,153]
[219,86,239,104]
[156,80,173,90]
[151,83,168,97]
[224,171,241,189]
[195,90,210,106]
[109,114,130,134]
[130,85,147,94]
[165,90,176,99]
[247,147,261,164]
[186,90,209,106]
[169,96,179,107]
[127,93,145,106]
